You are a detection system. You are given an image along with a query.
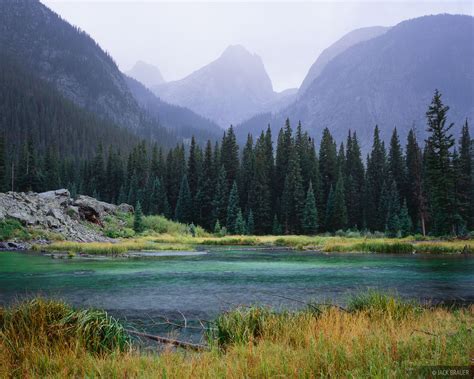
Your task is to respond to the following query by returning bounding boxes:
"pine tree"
[345,131,365,229]
[388,128,406,202]
[303,181,318,234]
[187,136,200,199]
[239,134,255,212]
[457,120,473,229]
[235,209,246,235]
[0,134,6,192]
[175,175,193,223]
[195,140,215,230]
[424,90,456,235]
[330,169,347,231]
[226,181,240,234]
[365,126,387,231]
[253,131,273,234]
[247,209,255,235]
[221,126,239,190]
[281,144,305,234]
[319,128,337,230]
[399,199,413,237]
[212,165,228,226]
[275,119,293,204]
[90,143,105,199]
[272,214,282,235]
[406,129,427,235]
[385,180,401,237]
[133,201,145,233]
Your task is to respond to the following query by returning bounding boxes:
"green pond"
[1,248,473,341]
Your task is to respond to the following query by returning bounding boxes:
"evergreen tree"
[345,131,365,229]
[272,214,282,235]
[239,134,255,212]
[235,209,246,235]
[281,144,305,234]
[175,175,193,223]
[226,181,240,234]
[133,201,144,233]
[457,120,473,229]
[365,126,387,231]
[0,134,6,192]
[327,169,347,232]
[195,140,215,229]
[221,126,239,190]
[275,119,293,204]
[90,143,105,199]
[385,180,401,237]
[406,129,427,235]
[246,210,255,235]
[17,138,39,192]
[212,165,228,226]
[43,147,61,191]
[424,90,456,235]
[303,181,318,234]
[388,128,406,202]
[319,128,337,230]
[253,131,273,234]
[399,199,413,237]
[187,136,200,199]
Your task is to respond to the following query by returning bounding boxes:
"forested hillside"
[3,90,471,236]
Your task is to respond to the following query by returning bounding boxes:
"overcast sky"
[42,1,473,92]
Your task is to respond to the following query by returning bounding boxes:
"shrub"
[0,218,29,240]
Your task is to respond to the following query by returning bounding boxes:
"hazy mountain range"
[126,61,165,88]
[0,0,472,155]
[151,45,297,127]
[236,14,474,149]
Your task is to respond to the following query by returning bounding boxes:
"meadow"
[1,292,472,378]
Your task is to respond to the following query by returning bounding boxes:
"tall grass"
[1,295,472,377]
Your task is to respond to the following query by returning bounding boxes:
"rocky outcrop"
[0,189,133,242]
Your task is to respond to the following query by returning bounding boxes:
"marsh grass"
[1,295,472,378]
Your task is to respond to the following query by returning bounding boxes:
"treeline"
[1,90,472,236]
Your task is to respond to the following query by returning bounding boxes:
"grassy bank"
[1,293,472,378]
[36,234,474,255]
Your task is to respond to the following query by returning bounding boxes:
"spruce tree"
[220,126,239,190]
[319,128,337,230]
[365,126,387,231]
[175,175,193,223]
[226,181,240,234]
[399,199,413,237]
[457,120,473,229]
[406,129,427,235]
[235,209,246,235]
[303,181,318,234]
[212,165,228,226]
[195,140,215,230]
[388,128,406,202]
[253,131,273,234]
[330,169,347,231]
[385,180,401,237]
[424,90,456,235]
[345,131,365,229]
[247,210,255,235]
[272,214,282,235]
[239,134,255,212]
[0,135,6,192]
[133,201,145,233]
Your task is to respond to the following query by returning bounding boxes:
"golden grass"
[1,298,472,378]
[34,235,474,256]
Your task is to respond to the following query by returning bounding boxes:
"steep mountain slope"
[126,61,165,88]
[298,26,389,96]
[0,54,141,160]
[237,15,474,149]
[152,45,282,127]
[125,76,222,143]
[0,0,206,147]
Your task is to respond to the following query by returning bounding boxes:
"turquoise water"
[1,249,473,339]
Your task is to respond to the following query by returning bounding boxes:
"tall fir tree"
[303,181,318,234]
[345,131,365,229]
[388,128,406,202]
[457,120,473,229]
[226,181,240,234]
[318,128,337,230]
[133,201,145,233]
[0,134,5,192]
[175,175,193,223]
[220,126,239,191]
[212,165,228,226]
[424,90,456,235]
[326,169,347,232]
[365,126,387,231]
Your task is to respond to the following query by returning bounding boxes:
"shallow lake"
[1,248,473,341]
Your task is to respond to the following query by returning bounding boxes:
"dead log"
[126,329,208,351]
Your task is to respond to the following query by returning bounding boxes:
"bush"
[0,218,29,240]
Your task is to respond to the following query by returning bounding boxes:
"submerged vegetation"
[1,293,472,377]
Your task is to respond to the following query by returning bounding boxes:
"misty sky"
[43,1,473,92]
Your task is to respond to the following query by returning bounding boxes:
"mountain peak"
[126,61,165,88]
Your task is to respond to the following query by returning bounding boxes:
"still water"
[1,248,473,339]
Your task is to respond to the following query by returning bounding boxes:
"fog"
[43,1,473,92]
